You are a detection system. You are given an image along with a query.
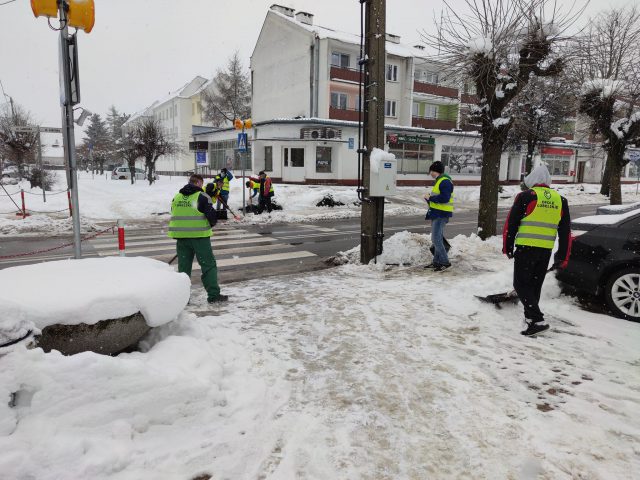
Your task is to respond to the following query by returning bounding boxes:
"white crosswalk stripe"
[186,250,317,271]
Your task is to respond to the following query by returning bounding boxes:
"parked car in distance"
[556,206,640,321]
[111,166,158,181]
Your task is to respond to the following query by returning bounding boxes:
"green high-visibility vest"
[515,187,562,249]
[250,180,259,191]
[218,174,230,192]
[429,174,454,212]
[167,191,212,238]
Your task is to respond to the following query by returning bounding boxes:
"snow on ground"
[1,171,639,235]
[0,257,189,342]
[1,233,638,479]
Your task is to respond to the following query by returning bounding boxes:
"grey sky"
[0,0,633,129]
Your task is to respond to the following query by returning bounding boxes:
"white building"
[123,76,211,173]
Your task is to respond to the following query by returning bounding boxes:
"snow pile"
[370,147,396,174]
[0,257,190,331]
[493,116,511,127]
[0,215,99,236]
[573,208,639,226]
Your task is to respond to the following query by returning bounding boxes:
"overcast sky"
[0,0,633,130]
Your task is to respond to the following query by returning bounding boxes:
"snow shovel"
[476,266,556,307]
[217,196,242,221]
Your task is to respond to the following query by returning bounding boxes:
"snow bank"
[0,257,190,331]
[573,208,639,225]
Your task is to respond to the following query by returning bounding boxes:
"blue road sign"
[348,137,355,149]
[237,133,248,152]
[196,151,207,165]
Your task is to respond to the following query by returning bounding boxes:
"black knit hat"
[429,161,444,174]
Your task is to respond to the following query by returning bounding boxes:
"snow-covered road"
[1,233,638,479]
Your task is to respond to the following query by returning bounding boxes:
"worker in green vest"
[168,174,227,303]
[503,164,571,336]
[214,168,233,211]
[424,161,454,271]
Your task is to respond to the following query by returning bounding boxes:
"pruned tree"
[506,75,577,173]
[82,113,110,174]
[121,131,142,185]
[423,0,581,239]
[202,51,251,127]
[570,7,640,204]
[0,102,38,178]
[133,117,179,185]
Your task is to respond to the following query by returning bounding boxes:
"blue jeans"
[216,191,229,210]
[431,217,450,266]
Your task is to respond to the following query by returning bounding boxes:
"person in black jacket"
[503,165,571,336]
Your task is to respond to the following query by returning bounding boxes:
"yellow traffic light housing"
[68,0,95,33]
[31,0,95,33]
[31,0,58,19]
[244,119,252,129]
[234,119,243,130]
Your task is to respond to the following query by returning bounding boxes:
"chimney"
[414,44,425,50]
[295,11,314,25]
[386,33,401,44]
[270,4,294,17]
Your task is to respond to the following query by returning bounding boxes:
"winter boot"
[520,321,549,337]
[208,294,229,303]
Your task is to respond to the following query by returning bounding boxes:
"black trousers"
[513,246,552,323]
[258,195,272,213]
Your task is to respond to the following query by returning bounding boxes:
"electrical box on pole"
[369,149,397,197]
[360,0,386,264]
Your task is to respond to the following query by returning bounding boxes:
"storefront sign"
[540,147,573,156]
[387,134,435,145]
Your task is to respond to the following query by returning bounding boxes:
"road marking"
[104,242,295,258]
[185,250,317,271]
[88,230,251,246]
[94,236,280,256]
[88,232,264,249]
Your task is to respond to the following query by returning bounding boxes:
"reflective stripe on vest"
[515,187,562,249]
[221,175,230,192]
[429,175,454,212]
[167,191,212,239]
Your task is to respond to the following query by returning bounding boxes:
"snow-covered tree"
[423,0,580,239]
[0,102,38,178]
[133,117,179,185]
[506,75,576,173]
[121,131,142,185]
[106,106,130,166]
[202,51,251,127]
[82,113,110,174]
[570,7,640,204]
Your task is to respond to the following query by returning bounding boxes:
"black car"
[556,206,640,321]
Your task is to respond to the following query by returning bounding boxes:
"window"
[415,70,438,84]
[316,147,332,173]
[331,92,348,110]
[385,100,397,117]
[412,102,419,117]
[386,64,398,82]
[355,95,361,111]
[441,145,483,175]
[425,104,438,119]
[264,146,273,171]
[209,139,251,170]
[389,142,435,174]
[331,52,350,68]
[284,147,305,167]
[543,155,570,175]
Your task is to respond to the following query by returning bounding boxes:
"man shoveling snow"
[502,164,572,336]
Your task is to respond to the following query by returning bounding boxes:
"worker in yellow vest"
[503,164,571,336]
[168,174,227,303]
[424,161,454,271]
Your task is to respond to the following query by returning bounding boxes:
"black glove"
[506,251,514,259]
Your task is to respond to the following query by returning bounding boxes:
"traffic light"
[31,0,95,33]
[30,0,58,19]
[67,0,95,33]
[244,119,252,129]
[234,118,252,130]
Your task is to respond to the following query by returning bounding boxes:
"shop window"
[316,147,332,173]
[389,142,435,174]
[284,147,305,168]
[441,145,483,175]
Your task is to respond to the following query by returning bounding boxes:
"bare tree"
[0,102,38,178]
[423,0,581,239]
[202,51,251,127]
[506,75,577,173]
[133,117,179,185]
[570,7,640,204]
[121,132,142,185]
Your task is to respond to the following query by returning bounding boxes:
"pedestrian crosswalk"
[0,227,319,273]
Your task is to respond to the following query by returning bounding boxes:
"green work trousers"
[176,237,220,301]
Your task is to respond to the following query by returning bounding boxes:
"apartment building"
[193,5,600,185]
[123,76,211,173]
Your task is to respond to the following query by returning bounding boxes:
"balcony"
[413,81,458,99]
[460,93,479,104]
[411,117,456,130]
[330,66,361,84]
[329,106,361,122]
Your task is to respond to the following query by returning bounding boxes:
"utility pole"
[360,0,386,264]
[59,5,82,259]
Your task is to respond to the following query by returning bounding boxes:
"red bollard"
[67,190,72,217]
[20,189,26,219]
[117,219,125,257]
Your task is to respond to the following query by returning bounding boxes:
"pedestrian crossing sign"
[237,133,248,152]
